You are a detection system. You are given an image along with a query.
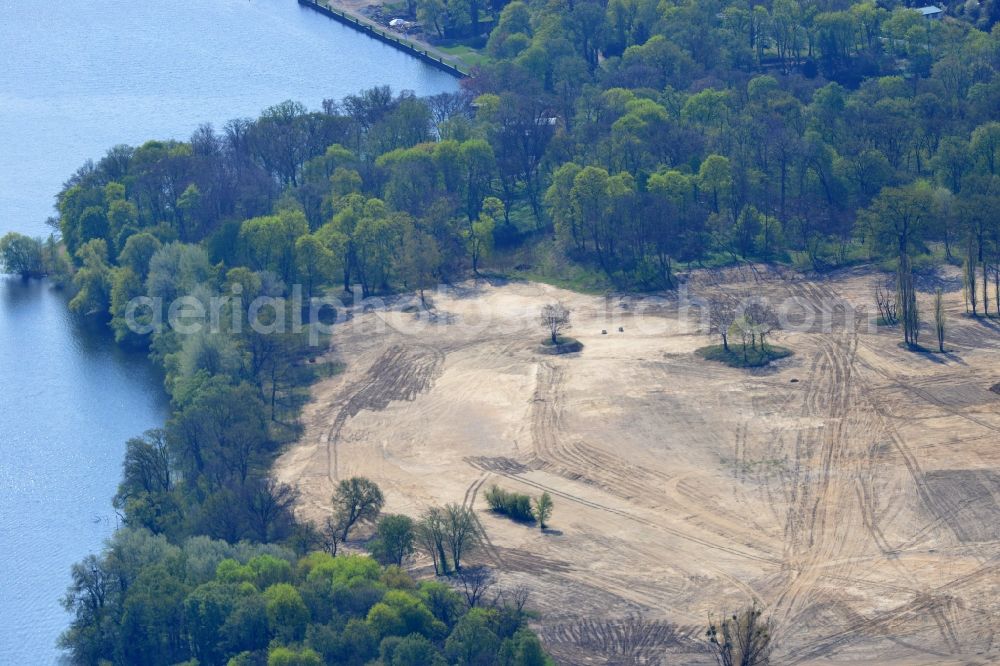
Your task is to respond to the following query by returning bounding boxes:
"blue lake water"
[0,0,457,660]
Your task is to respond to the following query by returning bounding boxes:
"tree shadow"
[897,342,964,365]
[913,267,963,293]
[973,316,1000,335]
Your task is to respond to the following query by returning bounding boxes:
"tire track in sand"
[462,472,504,567]
[321,344,444,481]
[772,280,962,660]
[529,362,675,505]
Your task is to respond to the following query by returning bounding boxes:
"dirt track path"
[275,274,1000,664]
[320,344,445,480]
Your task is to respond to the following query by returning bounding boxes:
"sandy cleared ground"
[276,266,1000,664]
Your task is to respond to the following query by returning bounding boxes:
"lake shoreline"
[2,1,457,659]
[297,0,468,77]
[0,276,170,664]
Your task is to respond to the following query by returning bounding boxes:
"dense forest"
[1,0,997,663]
[61,528,549,666]
[5,0,998,298]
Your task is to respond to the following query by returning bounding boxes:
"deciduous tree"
[540,302,571,344]
[331,477,385,542]
[443,503,480,572]
[0,232,44,277]
[369,514,416,566]
[533,492,553,530]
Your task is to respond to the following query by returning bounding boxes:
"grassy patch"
[541,335,579,347]
[697,344,792,368]
[539,336,583,355]
[436,44,491,68]
[316,360,347,379]
[493,238,615,295]
[382,1,410,14]
[512,268,613,295]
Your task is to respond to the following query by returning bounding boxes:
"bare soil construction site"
[275,267,1000,664]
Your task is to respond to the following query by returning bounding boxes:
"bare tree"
[744,299,779,351]
[964,250,977,315]
[456,566,495,608]
[874,278,898,325]
[331,477,384,542]
[898,255,919,346]
[426,91,472,134]
[934,288,946,353]
[540,302,571,344]
[497,584,531,615]
[416,506,451,575]
[444,503,480,572]
[706,603,774,666]
[320,514,347,556]
[725,295,779,362]
[708,294,738,351]
[994,264,999,315]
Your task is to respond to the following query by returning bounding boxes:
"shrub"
[484,486,535,522]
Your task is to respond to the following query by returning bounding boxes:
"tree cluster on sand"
[704,293,789,367]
